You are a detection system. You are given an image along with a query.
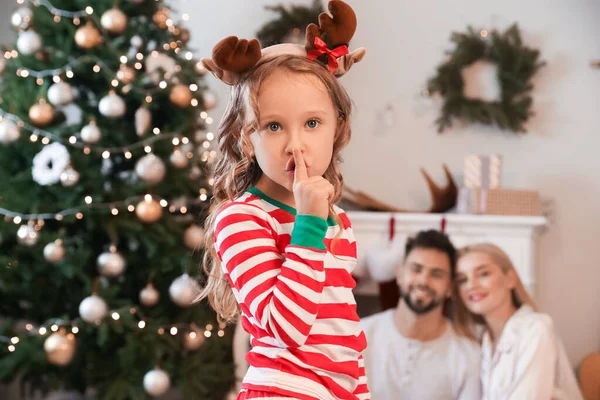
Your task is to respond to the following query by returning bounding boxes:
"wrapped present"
[458,188,542,216]
[464,154,502,189]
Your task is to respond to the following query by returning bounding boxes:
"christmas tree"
[0,1,234,399]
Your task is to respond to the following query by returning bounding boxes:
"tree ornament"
[169,274,200,307]
[135,197,163,223]
[116,65,136,84]
[0,119,20,144]
[152,8,170,29]
[100,7,128,35]
[99,91,126,118]
[48,81,74,106]
[135,106,151,136]
[143,368,171,397]
[17,224,39,247]
[183,323,205,351]
[139,283,160,307]
[44,239,65,263]
[29,99,55,127]
[183,225,205,250]
[145,53,177,83]
[75,22,103,49]
[169,84,192,108]
[60,167,80,187]
[44,330,76,366]
[11,7,33,31]
[17,30,42,55]
[202,91,217,110]
[79,294,108,323]
[97,246,126,277]
[169,149,188,169]
[135,153,166,184]
[32,142,70,186]
[80,121,101,143]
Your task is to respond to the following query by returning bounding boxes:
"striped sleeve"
[214,202,328,348]
[353,354,370,399]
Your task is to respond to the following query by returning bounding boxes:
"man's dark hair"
[404,230,457,278]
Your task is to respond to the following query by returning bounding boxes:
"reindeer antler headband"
[201,0,366,85]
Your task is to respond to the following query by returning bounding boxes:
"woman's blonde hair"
[453,243,537,341]
[196,55,353,324]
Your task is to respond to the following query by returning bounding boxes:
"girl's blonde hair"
[196,55,353,324]
[453,243,537,341]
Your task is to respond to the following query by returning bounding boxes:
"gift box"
[458,188,542,216]
[464,154,502,189]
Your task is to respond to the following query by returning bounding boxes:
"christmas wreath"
[427,24,545,133]
[256,0,324,46]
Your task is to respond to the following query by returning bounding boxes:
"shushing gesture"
[292,148,334,220]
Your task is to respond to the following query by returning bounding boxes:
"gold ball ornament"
[183,225,205,250]
[75,22,103,49]
[17,224,39,247]
[135,198,163,223]
[116,65,136,84]
[135,153,166,184]
[169,84,193,108]
[177,26,190,44]
[100,7,128,35]
[44,330,76,366]
[29,99,55,127]
[152,8,170,29]
[60,167,80,187]
[183,324,205,351]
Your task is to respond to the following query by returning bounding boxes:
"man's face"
[397,247,452,315]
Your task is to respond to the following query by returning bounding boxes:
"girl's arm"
[352,353,370,399]
[215,202,327,348]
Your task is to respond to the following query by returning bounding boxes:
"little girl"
[197,2,369,399]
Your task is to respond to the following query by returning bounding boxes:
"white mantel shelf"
[347,211,547,297]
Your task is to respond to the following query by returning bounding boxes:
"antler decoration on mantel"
[201,0,366,85]
[341,164,458,214]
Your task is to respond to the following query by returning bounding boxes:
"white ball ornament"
[80,121,102,143]
[11,7,33,31]
[135,154,166,184]
[17,224,39,247]
[100,8,128,35]
[99,92,126,118]
[169,274,200,307]
[60,167,80,187]
[143,368,171,397]
[169,149,188,169]
[48,82,74,106]
[44,240,66,263]
[17,31,42,55]
[97,249,126,277]
[79,295,108,323]
[0,119,20,144]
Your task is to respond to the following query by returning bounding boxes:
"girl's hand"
[293,148,334,220]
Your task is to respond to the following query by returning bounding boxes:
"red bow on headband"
[306,37,349,73]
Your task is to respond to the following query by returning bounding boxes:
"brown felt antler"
[305,0,357,51]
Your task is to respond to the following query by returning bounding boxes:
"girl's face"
[249,69,337,201]
[455,252,516,317]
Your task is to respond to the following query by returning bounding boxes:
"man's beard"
[402,285,443,315]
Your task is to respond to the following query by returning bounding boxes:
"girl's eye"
[306,119,319,129]
[267,122,280,132]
